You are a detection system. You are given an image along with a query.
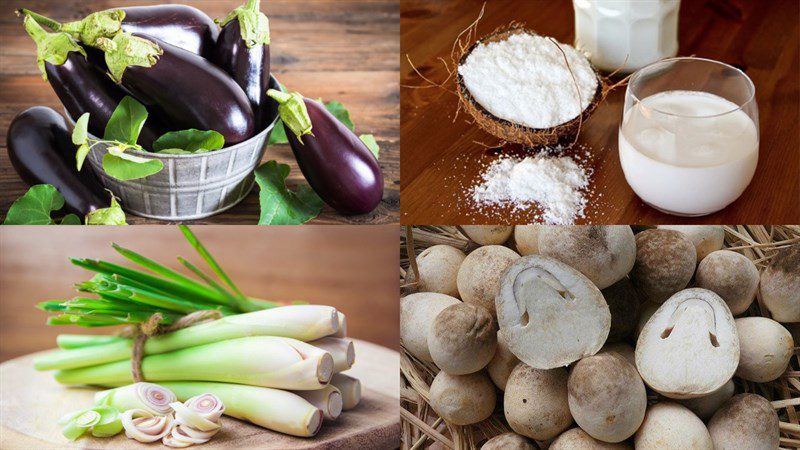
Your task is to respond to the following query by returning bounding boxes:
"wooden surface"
[0,0,399,225]
[0,225,400,362]
[400,0,800,225]
[0,340,400,449]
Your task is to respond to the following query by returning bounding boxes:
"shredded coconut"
[458,33,598,129]
[470,150,592,225]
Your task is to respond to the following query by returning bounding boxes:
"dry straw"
[400,225,800,449]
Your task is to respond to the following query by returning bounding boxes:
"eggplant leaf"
[153,129,224,153]
[267,120,288,144]
[359,134,380,159]
[268,100,356,145]
[254,161,324,225]
[102,153,163,181]
[72,113,90,145]
[103,96,148,145]
[3,184,70,225]
[61,214,82,225]
[86,197,127,225]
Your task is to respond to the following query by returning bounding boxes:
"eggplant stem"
[19,9,63,31]
[245,0,261,12]
[22,14,48,42]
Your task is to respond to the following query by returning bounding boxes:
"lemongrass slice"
[185,393,225,423]
[163,424,217,447]
[170,402,220,432]
[331,373,361,410]
[60,408,100,441]
[121,409,174,443]
[95,382,176,415]
[294,385,343,420]
[90,406,123,437]
[311,337,355,373]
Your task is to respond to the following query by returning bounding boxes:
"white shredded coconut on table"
[470,150,592,225]
[458,33,598,129]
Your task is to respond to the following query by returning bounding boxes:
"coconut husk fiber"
[455,25,606,148]
[400,225,800,449]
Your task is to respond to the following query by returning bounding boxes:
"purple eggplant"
[20,5,217,57]
[22,16,165,150]
[268,90,383,215]
[97,33,255,145]
[7,107,107,216]
[211,0,272,130]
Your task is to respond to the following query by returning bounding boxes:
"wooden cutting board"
[0,340,400,449]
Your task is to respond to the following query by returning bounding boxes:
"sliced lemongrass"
[90,406,123,437]
[311,337,355,372]
[331,373,361,410]
[121,409,174,443]
[184,393,225,423]
[61,409,100,441]
[163,424,216,447]
[95,382,176,415]
[170,402,220,432]
[294,385,343,420]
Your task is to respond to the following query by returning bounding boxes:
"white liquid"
[619,90,758,216]
[573,0,680,73]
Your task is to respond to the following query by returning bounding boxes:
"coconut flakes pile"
[469,147,594,225]
[458,33,598,129]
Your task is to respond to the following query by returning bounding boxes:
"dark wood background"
[0,0,399,225]
[0,225,400,361]
[400,0,799,225]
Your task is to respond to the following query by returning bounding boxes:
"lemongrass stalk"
[159,381,323,437]
[57,334,127,349]
[331,373,361,410]
[310,337,355,373]
[334,312,347,338]
[94,382,176,415]
[293,385,342,420]
[111,243,220,297]
[35,305,339,371]
[55,336,334,390]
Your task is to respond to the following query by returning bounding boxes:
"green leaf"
[254,161,324,225]
[103,96,148,145]
[359,134,380,159]
[102,153,163,181]
[324,100,354,131]
[268,119,288,144]
[86,196,127,225]
[153,129,225,153]
[3,184,65,225]
[72,113,90,145]
[75,143,90,171]
[61,214,81,225]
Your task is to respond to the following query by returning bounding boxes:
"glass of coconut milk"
[618,57,758,216]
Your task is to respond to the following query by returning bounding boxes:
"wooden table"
[400,0,799,225]
[0,0,399,225]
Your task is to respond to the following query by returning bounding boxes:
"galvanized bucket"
[71,76,280,221]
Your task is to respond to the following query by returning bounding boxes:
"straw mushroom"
[551,428,633,450]
[634,403,712,450]
[481,432,538,450]
[514,225,541,255]
[429,371,496,426]
[461,225,513,245]
[504,363,572,441]
[496,255,610,369]
[487,334,520,390]
[414,245,466,297]
[735,317,793,382]
[695,250,759,315]
[677,379,735,420]
[658,225,725,263]
[602,277,641,341]
[399,293,460,362]
[457,245,519,316]
[598,342,636,367]
[538,225,636,289]
[707,394,780,450]
[760,245,800,323]
[630,229,696,303]
[429,303,497,375]
[636,289,739,398]
[635,301,660,339]
[567,353,646,443]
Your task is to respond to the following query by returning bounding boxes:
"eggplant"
[211,0,272,130]
[97,32,255,145]
[7,107,107,216]
[21,5,218,57]
[269,90,383,215]
[22,16,165,150]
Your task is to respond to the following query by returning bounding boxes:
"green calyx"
[218,0,270,48]
[21,9,125,48]
[267,89,313,143]
[96,33,162,83]
[23,14,86,80]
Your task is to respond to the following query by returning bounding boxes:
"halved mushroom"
[496,255,610,369]
[636,288,739,398]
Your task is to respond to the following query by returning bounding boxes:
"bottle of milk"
[573,0,680,73]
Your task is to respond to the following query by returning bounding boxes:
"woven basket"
[400,225,800,449]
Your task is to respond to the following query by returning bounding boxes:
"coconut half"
[636,288,739,399]
[496,255,610,369]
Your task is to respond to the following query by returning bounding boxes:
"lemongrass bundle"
[35,305,341,371]
[55,337,334,390]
